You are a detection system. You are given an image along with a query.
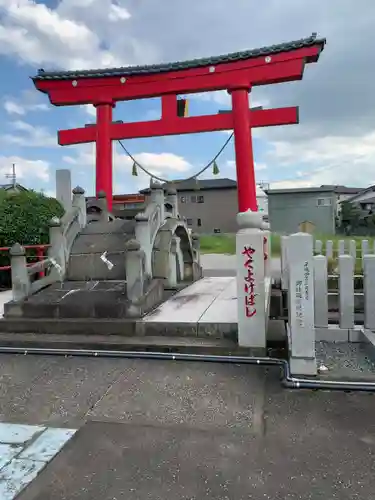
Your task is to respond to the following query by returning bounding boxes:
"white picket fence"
[280,233,375,376]
[314,238,374,264]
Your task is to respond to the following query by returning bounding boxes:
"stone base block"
[289,356,317,376]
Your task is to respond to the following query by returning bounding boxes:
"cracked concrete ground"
[0,353,374,499]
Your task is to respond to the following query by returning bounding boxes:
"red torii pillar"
[230,87,257,212]
[95,101,114,210]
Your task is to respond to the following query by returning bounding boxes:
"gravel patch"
[316,341,375,380]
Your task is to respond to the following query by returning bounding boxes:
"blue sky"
[0,0,374,197]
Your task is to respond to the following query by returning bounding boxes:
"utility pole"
[5,163,16,188]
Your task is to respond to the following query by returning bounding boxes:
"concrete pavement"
[201,253,281,278]
[0,353,372,499]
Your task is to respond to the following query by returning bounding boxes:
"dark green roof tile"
[33,33,325,81]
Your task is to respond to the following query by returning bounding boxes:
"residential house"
[141,178,268,234]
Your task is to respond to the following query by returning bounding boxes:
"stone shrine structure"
[5,175,202,322]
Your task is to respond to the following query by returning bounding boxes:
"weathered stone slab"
[143,277,232,323]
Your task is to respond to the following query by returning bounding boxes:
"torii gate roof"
[33,33,325,82]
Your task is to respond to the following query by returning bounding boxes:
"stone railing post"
[10,243,30,301]
[166,186,178,218]
[280,235,289,290]
[338,254,354,331]
[364,255,375,331]
[96,190,110,222]
[287,232,316,376]
[125,239,145,302]
[174,235,185,281]
[150,179,165,222]
[191,233,200,266]
[134,213,152,277]
[236,210,267,351]
[72,186,87,228]
[167,237,178,287]
[48,217,65,279]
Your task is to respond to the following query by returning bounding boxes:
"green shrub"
[0,190,64,287]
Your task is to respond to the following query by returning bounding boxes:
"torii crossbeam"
[32,33,325,212]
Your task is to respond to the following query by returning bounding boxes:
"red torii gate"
[32,33,325,212]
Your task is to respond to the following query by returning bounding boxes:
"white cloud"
[0,120,56,148]
[192,90,269,110]
[5,100,49,115]
[226,160,267,171]
[83,105,96,118]
[109,3,131,21]
[0,0,128,69]
[64,144,192,173]
[4,100,25,115]
[0,155,50,184]
[3,93,50,116]
[62,144,193,192]
[265,130,375,188]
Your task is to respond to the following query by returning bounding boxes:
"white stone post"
[150,180,165,222]
[48,217,65,279]
[361,240,369,266]
[191,234,200,267]
[135,213,152,277]
[326,240,333,259]
[287,232,316,376]
[236,211,266,351]
[56,169,72,212]
[166,186,178,218]
[174,235,185,280]
[313,255,328,330]
[338,239,345,256]
[363,255,375,331]
[125,239,145,302]
[10,243,30,301]
[72,186,87,228]
[349,239,357,260]
[280,235,289,290]
[315,239,323,255]
[167,237,178,287]
[338,255,354,330]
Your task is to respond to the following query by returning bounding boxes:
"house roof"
[266,185,364,196]
[140,178,237,194]
[320,185,363,195]
[266,186,336,195]
[0,183,28,191]
[33,33,325,81]
[345,185,375,203]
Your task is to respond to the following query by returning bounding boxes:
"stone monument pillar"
[236,210,267,351]
[56,169,72,211]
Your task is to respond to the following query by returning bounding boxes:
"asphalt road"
[0,353,371,500]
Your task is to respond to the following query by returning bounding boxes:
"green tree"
[339,200,361,233]
[0,190,64,287]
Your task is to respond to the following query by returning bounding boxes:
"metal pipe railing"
[0,347,374,392]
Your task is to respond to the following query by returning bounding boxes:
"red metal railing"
[0,244,50,279]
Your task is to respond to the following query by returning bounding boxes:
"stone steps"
[4,279,165,320]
